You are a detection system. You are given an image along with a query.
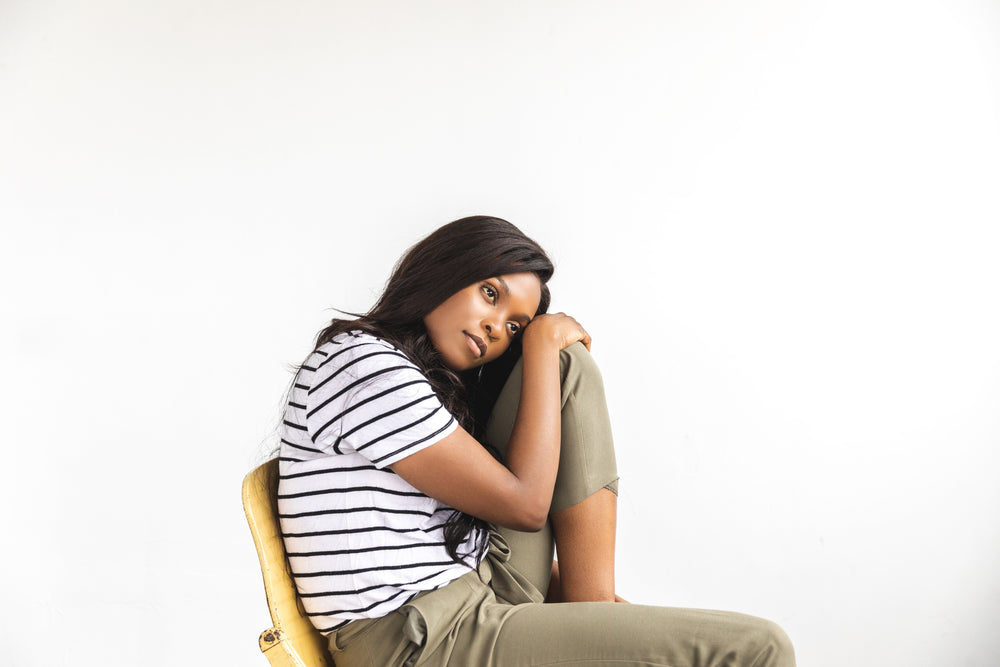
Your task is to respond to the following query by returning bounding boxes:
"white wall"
[3,1,998,665]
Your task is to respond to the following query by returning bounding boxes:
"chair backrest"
[243,458,333,667]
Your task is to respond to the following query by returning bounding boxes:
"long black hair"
[313,215,554,563]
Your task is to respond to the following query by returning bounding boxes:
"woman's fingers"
[527,312,590,351]
[557,313,590,351]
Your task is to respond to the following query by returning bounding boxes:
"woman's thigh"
[484,601,795,667]
[331,576,795,667]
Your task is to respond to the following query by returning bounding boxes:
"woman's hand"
[523,312,591,352]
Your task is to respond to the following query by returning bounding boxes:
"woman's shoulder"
[315,329,398,357]
[297,330,452,462]
[305,330,423,387]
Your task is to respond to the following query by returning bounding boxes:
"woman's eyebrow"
[495,277,532,324]
[496,276,512,296]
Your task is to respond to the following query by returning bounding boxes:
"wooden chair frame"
[243,459,333,667]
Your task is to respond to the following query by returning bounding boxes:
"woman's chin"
[440,352,473,373]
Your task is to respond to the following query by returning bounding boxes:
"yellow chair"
[243,459,334,667]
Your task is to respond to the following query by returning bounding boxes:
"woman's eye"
[482,285,497,303]
[507,322,520,336]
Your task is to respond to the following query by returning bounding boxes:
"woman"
[277,216,795,666]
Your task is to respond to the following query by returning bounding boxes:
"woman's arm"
[390,313,589,532]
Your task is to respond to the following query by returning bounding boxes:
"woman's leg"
[549,487,618,601]
[478,600,796,667]
[484,342,620,600]
[334,345,796,666]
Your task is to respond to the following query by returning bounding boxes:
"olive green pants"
[328,344,795,667]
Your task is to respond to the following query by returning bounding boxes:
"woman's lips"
[464,332,486,358]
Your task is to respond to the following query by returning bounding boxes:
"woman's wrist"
[522,327,563,356]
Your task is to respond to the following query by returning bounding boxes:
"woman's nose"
[483,316,501,339]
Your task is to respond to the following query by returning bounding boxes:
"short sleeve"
[304,335,458,468]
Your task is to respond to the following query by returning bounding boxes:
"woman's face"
[424,272,543,371]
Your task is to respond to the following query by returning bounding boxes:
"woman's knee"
[741,616,796,667]
[558,342,604,400]
[550,343,618,511]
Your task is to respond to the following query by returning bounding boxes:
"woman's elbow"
[505,503,549,532]
[487,485,551,531]
[505,516,547,532]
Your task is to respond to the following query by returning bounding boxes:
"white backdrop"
[2,1,999,665]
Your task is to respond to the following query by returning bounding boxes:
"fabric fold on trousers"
[398,530,544,665]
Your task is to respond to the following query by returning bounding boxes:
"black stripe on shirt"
[279,464,392,480]
[370,415,456,465]
[277,485,424,500]
[331,393,438,451]
[313,340,381,372]
[282,522,449,539]
[355,404,442,452]
[309,349,415,396]
[298,569,448,598]
[306,365,420,434]
[286,540,447,558]
[278,505,433,520]
[291,559,457,578]
[317,618,352,633]
[314,581,443,634]
[313,378,431,445]
[280,438,324,455]
[308,588,413,618]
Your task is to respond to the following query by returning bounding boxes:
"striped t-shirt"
[277,331,481,634]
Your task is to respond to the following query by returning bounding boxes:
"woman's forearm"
[502,340,563,529]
